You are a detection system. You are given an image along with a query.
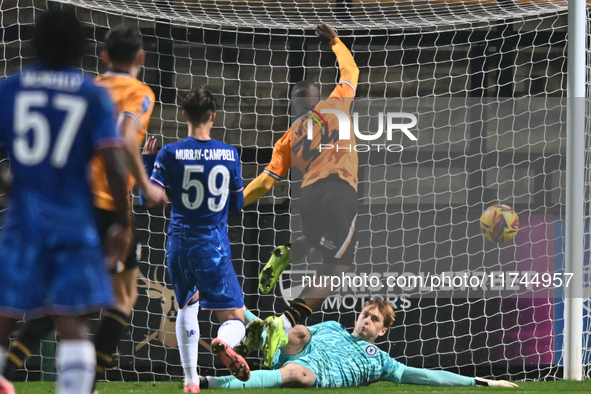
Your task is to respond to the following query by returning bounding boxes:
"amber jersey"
[264,38,358,191]
[91,72,155,211]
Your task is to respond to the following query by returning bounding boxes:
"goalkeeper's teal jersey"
[275,321,403,388]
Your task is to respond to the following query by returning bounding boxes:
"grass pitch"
[12,380,591,394]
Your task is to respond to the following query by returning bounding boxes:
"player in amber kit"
[243,24,359,335]
[1,26,167,384]
[0,9,129,394]
[91,26,167,380]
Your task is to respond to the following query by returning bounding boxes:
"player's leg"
[282,177,358,331]
[0,317,17,370]
[0,317,17,394]
[278,363,316,388]
[211,308,249,381]
[166,233,203,392]
[0,225,52,394]
[259,236,315,294]
[52,315,96,394]
[93,209,138,381]
[2,316,55,381]
[94,267,138,378]
[297,262,351,311]
[49,233,114,394]
[261,316,288,368]
[214,308,246,348]
[199,266,249,381]
[234,314,264,357]
[200,363,315,389]
[176,292,201,393]
[281,325,310,356]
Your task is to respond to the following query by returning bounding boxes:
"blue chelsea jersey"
[0,66,118,231]
[150,137,244,231]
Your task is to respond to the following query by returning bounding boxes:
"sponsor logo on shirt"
[142,96,151,113]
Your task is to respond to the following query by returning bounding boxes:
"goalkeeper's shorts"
[300,175,358,266]
[166,227,244,310]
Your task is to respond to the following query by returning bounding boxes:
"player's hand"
[142,182,169,207]
[143,136,159,155]
[104,223,130,271]
[475,378,518,388]
[316,23,338,42]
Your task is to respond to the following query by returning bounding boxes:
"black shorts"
[300,175,358,265]
[94,207,140,273]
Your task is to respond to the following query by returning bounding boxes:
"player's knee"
[281,365,315,387]
[112,270,139,314]
[288,325,310,344]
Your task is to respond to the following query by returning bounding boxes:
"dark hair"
[364,297,396,329]
[33,8,85,68]
[180,87,217,126]
[291,80,320,98]
[104,26,142,66]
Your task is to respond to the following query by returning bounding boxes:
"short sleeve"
[92,87,120,150]
[150,146,169,188]
[264,131,291,180]
[120,86,155,132]
[329,82,356,99]
[231,148,244,193]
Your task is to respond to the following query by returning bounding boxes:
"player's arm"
[140,136,167,207]
[229,151,245,213]
[100,146,131,268]
[244,172,278,206]
[120,115,167,206]
[101,147,129,225]
[316,24,359,93]
[393,364,517,388]
[244,131,291,206]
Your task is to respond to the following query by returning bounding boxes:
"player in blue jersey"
[200,299,517,389]
[0,8,129,394]
[142,87,249,392]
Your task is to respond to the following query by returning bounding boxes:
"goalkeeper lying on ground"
[202,298,517,389]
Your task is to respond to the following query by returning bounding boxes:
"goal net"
[2,0,590,382]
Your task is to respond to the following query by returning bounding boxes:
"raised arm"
[120,116,167,207]
[316,24,359,92]
[140,136,167,207]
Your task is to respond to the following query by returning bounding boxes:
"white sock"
[0,345,6,375]
[216,319,245,348]
[281,314,293,332]
[56,340,95,394]
[176,301,200,385]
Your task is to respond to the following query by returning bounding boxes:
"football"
[480,204,519,243]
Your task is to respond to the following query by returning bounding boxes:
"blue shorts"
[0,214,114,319]
[166,227,244,310]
